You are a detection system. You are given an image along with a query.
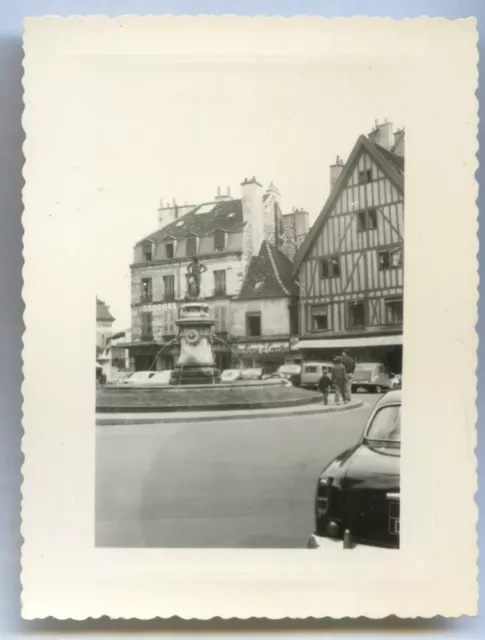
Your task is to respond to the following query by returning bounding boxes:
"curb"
[96,400,364,426]
[96,393,323,414]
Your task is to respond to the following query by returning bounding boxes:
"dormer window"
[142,243,153,262]
[165,243,174,259]
[186,236,197,257]
[214,229,226,253]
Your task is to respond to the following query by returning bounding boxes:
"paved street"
[95,394,381,548]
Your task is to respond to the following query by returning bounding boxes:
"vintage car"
[119,371,157,385]
[308,390,401,551]
[220,369,243,383]
[350,362,392,394]
[300,362,334,389]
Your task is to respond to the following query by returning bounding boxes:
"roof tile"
[96,298,115,322]
[138,199,244,245]
[237,241,297,300]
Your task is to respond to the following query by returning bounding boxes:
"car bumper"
[307,534,398,553]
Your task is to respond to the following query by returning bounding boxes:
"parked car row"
[118,370,173,386]
[99,363,402,391]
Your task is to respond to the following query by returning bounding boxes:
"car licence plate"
[389,502,400,535]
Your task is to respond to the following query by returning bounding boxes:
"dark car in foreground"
[308,390,401,552]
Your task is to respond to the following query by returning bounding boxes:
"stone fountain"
[96,259,329,410]
[171,301,221,385]
[169,257,220,385]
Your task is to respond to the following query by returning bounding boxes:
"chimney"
[392,128,404,157]
[215,185,231,201]
[157,198,179,229]
[241,176,264,255]
[369,119,394,150]
[293,208,310,237]
[227,186,231,197]
[330,155,345,189]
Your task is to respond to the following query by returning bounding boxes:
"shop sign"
[234,341,289,355]
[159,342,230,356]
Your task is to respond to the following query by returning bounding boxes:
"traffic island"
[96,383,323,413]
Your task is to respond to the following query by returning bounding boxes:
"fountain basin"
[96,382,322,413]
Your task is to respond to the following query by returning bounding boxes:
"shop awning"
[292,335,403,350]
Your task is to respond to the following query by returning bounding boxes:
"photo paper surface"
[21,15,478,618]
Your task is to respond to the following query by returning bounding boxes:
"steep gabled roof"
[96,298,115,323]
[237,240,297,300]
[293,135,405,272]
[373,142,404,175]
[137,199,244,245]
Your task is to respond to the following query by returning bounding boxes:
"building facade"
[129,179,308,372]
[293,121,404,373]
[231,240,299,370]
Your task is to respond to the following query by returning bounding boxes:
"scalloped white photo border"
[20,15,478,619]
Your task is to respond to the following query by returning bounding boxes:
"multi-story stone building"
[129,179,308,372]
[292,121,404,373]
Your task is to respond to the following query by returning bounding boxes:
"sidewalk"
[96,397,364,426]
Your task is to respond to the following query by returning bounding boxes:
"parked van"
[351,362,391,393]
[300,362,334,390]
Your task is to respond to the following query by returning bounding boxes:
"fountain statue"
[185,256,207,300]
[171,258,220,385]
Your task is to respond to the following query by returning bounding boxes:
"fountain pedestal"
[172,302,220,385]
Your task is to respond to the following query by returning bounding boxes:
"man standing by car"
[342,350,355,401]
[332,356,348,404]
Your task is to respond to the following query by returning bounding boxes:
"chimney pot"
[217,186,221,196]
[227,186,231,196]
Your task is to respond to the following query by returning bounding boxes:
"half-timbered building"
[292,121,404,373]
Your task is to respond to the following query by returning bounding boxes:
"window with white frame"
[214,229,226,252]
[386,298,403,324]
[142,243,153,262]
[186,237,197,256]
[311,305,328,331]
[141,278,152,302]
[213,270,227,296]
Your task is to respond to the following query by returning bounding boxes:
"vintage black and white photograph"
[21,16,478,619]
[94,55,404,550]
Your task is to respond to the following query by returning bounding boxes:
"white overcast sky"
[91,57,406,329]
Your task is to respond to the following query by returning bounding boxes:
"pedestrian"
[318,368,332,405]
[342,350,355,401]
[332,356,348,404]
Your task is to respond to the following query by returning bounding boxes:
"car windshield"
[365,405,401,443]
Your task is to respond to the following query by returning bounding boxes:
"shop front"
[131,339,233,372]
[124,342,164,372]
[232,339,293,374]
[291,334,403,375]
